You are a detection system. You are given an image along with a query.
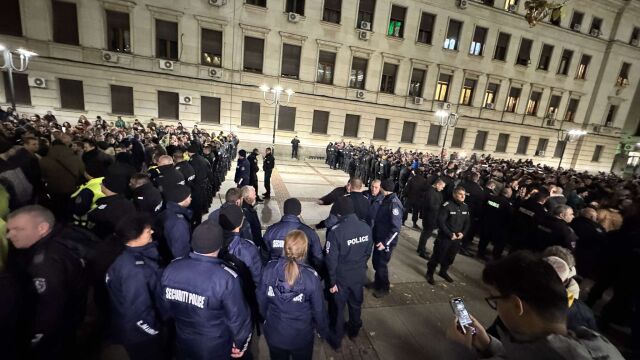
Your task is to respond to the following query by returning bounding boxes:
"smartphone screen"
[451,297,476,334]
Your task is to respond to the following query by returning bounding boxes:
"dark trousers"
[418,222,437,254]
[268,341,313,360]
[461,217,479,249]
[402,203,420,224]
[478,228,507,259]
[372,247,394,291]
[427,237,461,274]
[328,282,364,344]
[250,173,259,194]
[264,170,272,195]
[291,147,298,159]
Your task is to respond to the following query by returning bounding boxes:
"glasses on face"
[485,295,510,310]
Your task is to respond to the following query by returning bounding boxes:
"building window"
[504,0,518,10]
[547,95,561,118]
[473,131,488,150]
[312,110,329,134]
[630,27,640,45]
[110,85,133,115]
[516,136,530,155]
[52,0,79,45]
[483,82,500,108]
[409,68,426,97]
[380,63,398,94]
[558,49,573,75]
[373,118,389,140]
[505,87,521,112]
[591,145,603,162]
[59,79,84,110]
[202,29,223,67]
[281,44,301,79]
[553,140,566,158]
[357,0,376,26]
[495,133,509,152]
[157,91,178,119]
[201,96,221,123]
[494,32,511,61]
[388,5,406,38]
[604,105,617,126]
[286,0,305,15]
[550,10,561,26]
[106,11,130,53]
[525,91,542,116]
[246,0,267,6]
[417,12,436,45]
[459,78,476,106]
[617,62,631,85]
[278,106,296,131]
[576,54,591,80]
[564,98,579,122]
[516,38,533,66]
[243,37,264,73]
[537,44,554,71]
[241,101,260,127]
[349,57,368,89]
[470,26,488,56]
[451,128,466,148]
[570,11,584,30]
[401,121,416,143]
[156,20,178,60]
[435,73,452,102]
[323,0,341,23]
[427,124,442,145]
[589,17,602,35]
[535,138,549,156]
[444,20,463,50]
[317,51,336,84]
[344,114,360,137]
[2,73,30,105]
[0,0,21,37]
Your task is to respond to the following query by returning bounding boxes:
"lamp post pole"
[437,111,458,161]
[260,85,294,155]
[557,129,587,169]
[0,46,37,112]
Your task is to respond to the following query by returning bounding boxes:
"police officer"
[324,197,373,349]
[402,168,427,229]
[235,149,250,188]
[365,179,384,227]
[205,188,253,242]
[417,179,445,259]
[241,186,266,252]
[247,148,264,203]
[477,187,513,260]
[187,144,214,225]
[535,204,577,251]
[158,184,192,260]
[105,214,164,360]
[291,136,300,159]
[371,180,403,298]
[129,173,163,215]
[459,172,485,256]
[262,147,275,199]
[218,205,263,287]
[88,174,137,239]
[148,155,185,193]
[346,178,370,222]
[426,186,470,285]
[161,222,252,360]
[70,170,105,228]
[172,148,196,188]
[510,189,550,251]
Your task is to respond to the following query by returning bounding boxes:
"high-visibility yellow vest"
[71,177,106,210]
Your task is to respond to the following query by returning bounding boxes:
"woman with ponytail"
[257,230,329,360]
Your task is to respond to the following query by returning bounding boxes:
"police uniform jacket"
[227,233,263,286]
[263,215,323,269]
[571,216,606,279]
[160,202,192,259]
[205,203,253,243]
[88,194,136,239]
[161,253,252,359]
[175,161,196,188]
[536,215,578,251]
[263,153,275,172]
[483,194,513,231]
[132,182,163,215]
[247,153,259,176]
[150,164,185,192]
[423,186,444,226]
[347,192,370,222]
[242,201,265,250]
[324,214,373,287]
[234,158,250,186]
[189,153,213,188]
[105,242,164,345]
[257,258,329,349]
[461,180,485,216]
[437,200,471,240]
[372,193,403,250]
[366,192,384,226]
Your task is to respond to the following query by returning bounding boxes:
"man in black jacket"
[459,172,485,256]
[477,187,513,260]
[241,185,266,252]
[262,147,275,199]
[247,148,263,203]
[570,207,606,279]
[187,144,214,225]
[535,204,577,252]
[402,169,427,229]
[417,179,445,259]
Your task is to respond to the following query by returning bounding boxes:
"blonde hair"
[596,208,623,232]
[283,230,308,286]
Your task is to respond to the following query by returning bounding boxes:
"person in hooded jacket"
[218,204,263,287]
[257,230,329,360]
[158,185,192,260]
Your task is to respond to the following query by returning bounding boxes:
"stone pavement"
[210,158,497,360]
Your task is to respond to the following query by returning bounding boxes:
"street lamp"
[557,128,588,169]
[0,45,38,111]
[436,109,459,161]
[260,84,294,153]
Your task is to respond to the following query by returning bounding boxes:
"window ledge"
[386,35,404,42]
[468,54,484,59]
[535,68,549,73]
[244,4,268,12]
[556,73,568,78]
[575,77,587,81]
[491,58,507,64]
[54,108,87,114]
[320,20,341,28]
[514,64,530,69]
[415,41,433,48]
[442,48,459,54]
[107,113,135,117]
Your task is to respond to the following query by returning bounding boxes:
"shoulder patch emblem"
[325,241,331,254]
[267,286,275,297]
[222,265,238,278]
[392,208,400,216]
[98,204,107,210]
[442,201,449,207]
[33,278,46,294]
[293,293,304,302]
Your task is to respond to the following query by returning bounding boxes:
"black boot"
[438,271,454,283]
[426,271,435,285]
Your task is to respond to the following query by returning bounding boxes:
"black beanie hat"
[187,143,199,153]
[283,198,302,216]
[102,174,129,194]
[219,204,244,231]
[331,196,355,216]
[191,222,224,254]
[381,179,395,192]
[164,184,191,203]
[238,149,246,157]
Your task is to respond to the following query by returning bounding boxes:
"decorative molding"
[100,0,136,12]
[607,96,625,106]
[410,58,431,69]
[316,39,342,51]
[349,46,374,58]
[381,52,404,65]
[279,31,307,46]
[194,15,228,31]
[438,64,457,74]
[239,23,270,38]
[146,5,183,20]
[463,69,482,78]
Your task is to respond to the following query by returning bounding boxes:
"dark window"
[427,124,442,145]
[451,128,466,148]
[470,26,488,55]
[576,54,591,79]
[106,11,130,53]
[380,63,398,94]
[349,57,368,89]
[505,87,521,112]
[417,12,436,44]
[516,38,533,66]
[286,0,305,15]
[605,105,617,126]
[618,62,631,84]
[525,91,542,115]
[317,51,336,84]
[459,78,476,106]
[110,85,133,115]
[570,11,584,30]
[550,10,561,26]
[52,1,79,45]
[590,17,602,34]
[157,91,178,119]
[401,121,416,143]
[558,49,573,75]
[538,44,554,70]
[516,136,530,155]
[357,0,376,26]
[494,32,511,61]
[435,73,452,102]
[373,118,389,140]
[444,20,462,50]
[243,37,264,73]
[553,140,566,158]
[535,138,549,156]
[630,27,640,45]
[156,20,178,60]
[409,68,426,97]
[241,101,260,127]
[473,131,488,150]
[281,44,301,79]
[323,0,341,24]
[483,82,499,108]
[59,79,84,110]
[564,98,579,121]
[201,96,221,123]
[278,106,296,131]
[312,110,329,134]
[2,72,31,105]
[246,0,267,6]
[495,133,509,152]
[0,0,21,36]
[591,145,603,162]
[388,5,406,38]
[547,95,561,118]
[344,114,360,137]
[202,29,223,67]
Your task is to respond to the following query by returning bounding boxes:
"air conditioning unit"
[288,12,301,23]
[209,0,226,5]
[546,119,556,126]
[458,0,468,9]
[360,21,371,31]
[358,30,371,41]
[572,23,581,31]
[414,97,424,105]
[632,39,640,46]
[209,68,222,78]
[159,59,175,70]
[439,102,452,111]
[28,76,47,88]
[624,143,634,151]
[590,29,600,37]
[485,103,495,110]
[180,95,194,105]
[508,4,517,12]
[102,51,118,63]
[355,90,365,99]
